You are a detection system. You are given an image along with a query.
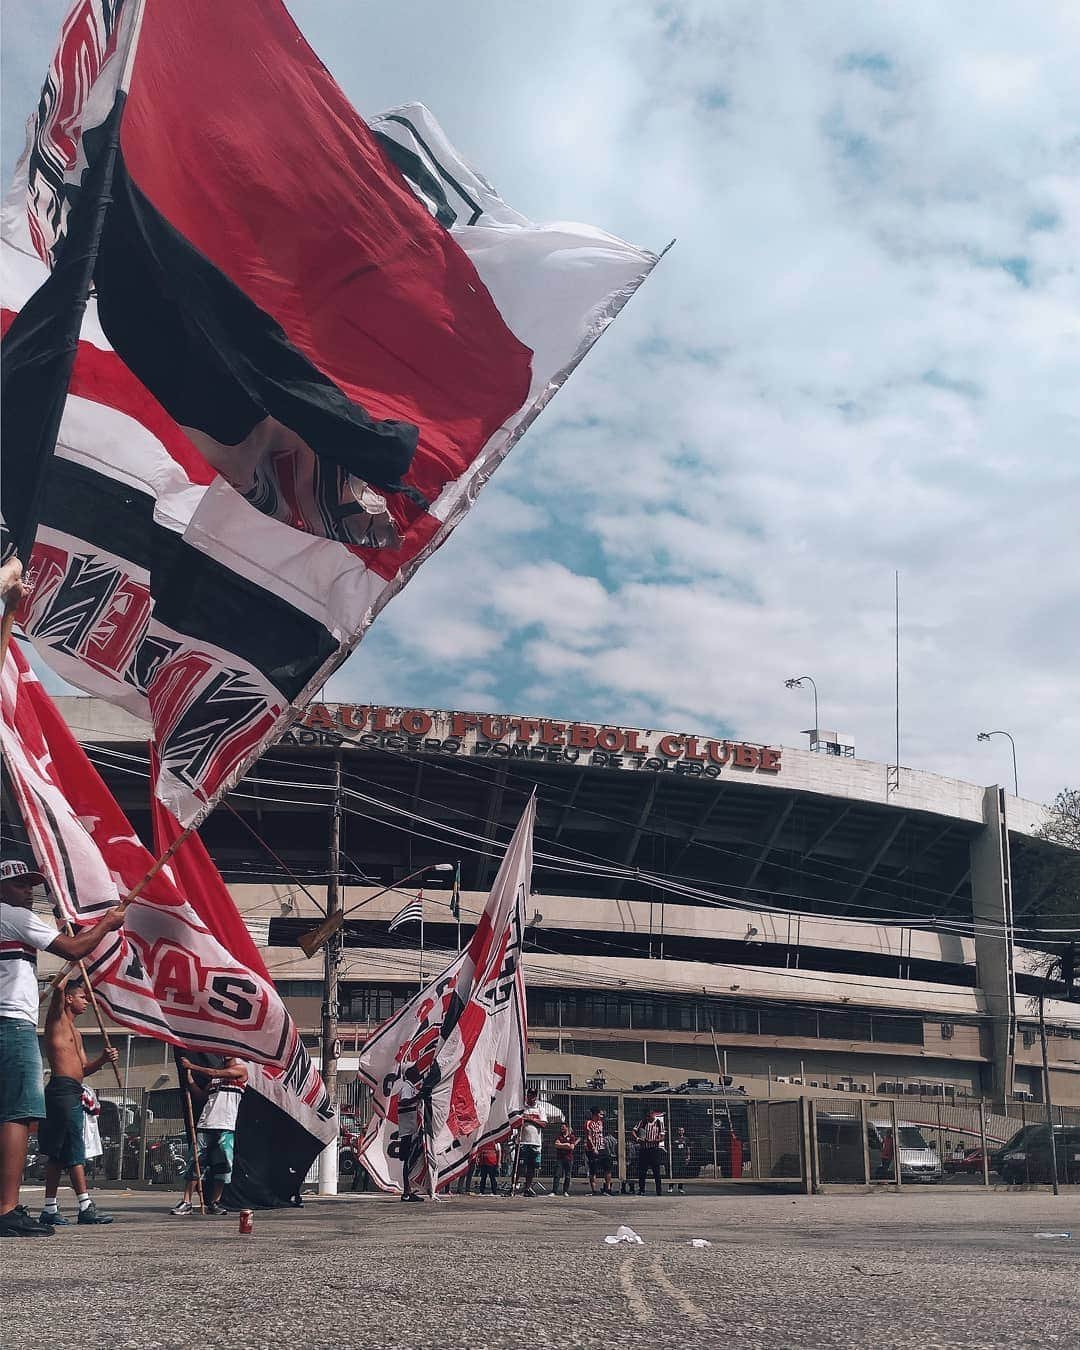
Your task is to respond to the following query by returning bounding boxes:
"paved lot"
[4,1189,1078,1349]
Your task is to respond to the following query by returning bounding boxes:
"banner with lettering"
[0,641,327,1104]
[2,0,657,828]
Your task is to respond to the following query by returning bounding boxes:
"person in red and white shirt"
[584,1106,613,1196]
[0,859,125,1238]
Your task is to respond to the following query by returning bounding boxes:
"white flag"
[357,796,534,1193]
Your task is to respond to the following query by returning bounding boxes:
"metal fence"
[23,1087,193,1187]
[24,1082,1080,1191]
[810,1096,1080,1188]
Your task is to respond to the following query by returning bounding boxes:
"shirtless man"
[38,977,119,1226]
[1,858,126,1238]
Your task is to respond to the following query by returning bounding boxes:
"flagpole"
[419,893,425,994]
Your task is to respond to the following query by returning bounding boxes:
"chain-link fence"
[24,1080,1080,1191]
[810,1097,1080,1188]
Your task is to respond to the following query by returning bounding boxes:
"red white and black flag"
[0,640,336,1199]
[357,796,533,1194]
[1,0,659,827]
[0,642,333,1095]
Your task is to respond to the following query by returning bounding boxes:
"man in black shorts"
[39,978,117,1226]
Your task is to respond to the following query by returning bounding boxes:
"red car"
[945,1147,986,1174]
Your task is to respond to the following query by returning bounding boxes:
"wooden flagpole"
[42,822,199,1000]
[56,922,123,1090]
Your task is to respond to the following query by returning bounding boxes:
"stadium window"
[818,1009,872,1042]
[870,1015,924,1046]
[760,1007,814,1038]
[275,981,322,998]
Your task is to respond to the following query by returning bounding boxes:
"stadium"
[42,696,1078,1111]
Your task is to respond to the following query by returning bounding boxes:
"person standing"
[552,1122,577,1196]
[669,1125,691,1194]
[633,1107,665,1197]
[171,1056,248,1215]
[39,978,119,1226]
[455,1150,477,1196]
[475,1140,501,1195]
[518,1088,548,1196]
[1,859,125,1238]
[584,1106,613,1196]
[395,1066,427,1202]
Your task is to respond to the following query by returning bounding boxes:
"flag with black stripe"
[1,0,658,827]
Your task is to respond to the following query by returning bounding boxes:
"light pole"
[784,675,819,733]
[977,730,1019,797]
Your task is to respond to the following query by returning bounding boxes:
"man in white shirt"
[171,1055,249,1215]
[517,1088,548,1196]
[0,859,125,1238]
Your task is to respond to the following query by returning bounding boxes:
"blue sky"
[3,1,1078,801]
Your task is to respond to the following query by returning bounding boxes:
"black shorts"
[38,1076,86,1169]
[588,1151,611,1177]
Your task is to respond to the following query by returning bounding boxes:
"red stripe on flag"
[1,307,215,486]
[120,0,532,546]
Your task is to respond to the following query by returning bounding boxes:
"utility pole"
[1038,988,1060,1197]
[318,751,343,1196]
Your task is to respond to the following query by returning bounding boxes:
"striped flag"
[449,862,461,921]
[1,0,658,829]
[358,797,533,1195]
[388,896,424,932]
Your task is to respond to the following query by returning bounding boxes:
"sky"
[3,1,1078,804]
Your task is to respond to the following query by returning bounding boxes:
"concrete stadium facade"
[40,697,1080,1107]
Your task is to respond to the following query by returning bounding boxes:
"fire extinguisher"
[728,1131,743,1178]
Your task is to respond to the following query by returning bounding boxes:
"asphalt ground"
[4,1188,1078,1350]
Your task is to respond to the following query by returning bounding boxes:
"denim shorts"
[0,1017,46,1124]
[39,1076,86,1168]
[189,1129,235,1184]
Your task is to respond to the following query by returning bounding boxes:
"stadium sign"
[282,705,782,777]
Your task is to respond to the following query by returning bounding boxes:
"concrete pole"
[318,752,343,1196]
[1038,991,1060,1197]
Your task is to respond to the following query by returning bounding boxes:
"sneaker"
[170,1200,193,1216]
[204,1203,229,1216]
[289,1195,304,1208]
[39,1209,71,1226]
[0,1205,54,1237]
[77,1201,113,1225]
[401,1193,424,1203]
[677,1185,686,1195]
[667,1185,675,1194]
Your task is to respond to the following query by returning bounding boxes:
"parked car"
[631,1080,672,1093]
[868,1120,943,1183]
[672,1078,718,1095]
[996,1125,1080,1185]
[945,1147,987,1175]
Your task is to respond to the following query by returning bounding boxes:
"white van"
[869,1119,943,1183]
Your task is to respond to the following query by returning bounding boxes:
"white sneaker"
[170,1200,193,1216]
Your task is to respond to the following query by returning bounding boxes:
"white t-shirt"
[82,1086,103,1160]
[519,1102,548,1147]
[198,1076,245,1131]
[0,903,58,1023]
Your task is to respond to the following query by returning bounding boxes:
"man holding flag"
[0,861,125,1238]
[358,797,535,1197]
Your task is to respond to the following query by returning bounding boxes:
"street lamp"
[784,674,819,732]
[297,861,455,957]
[977,731,1019,797]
